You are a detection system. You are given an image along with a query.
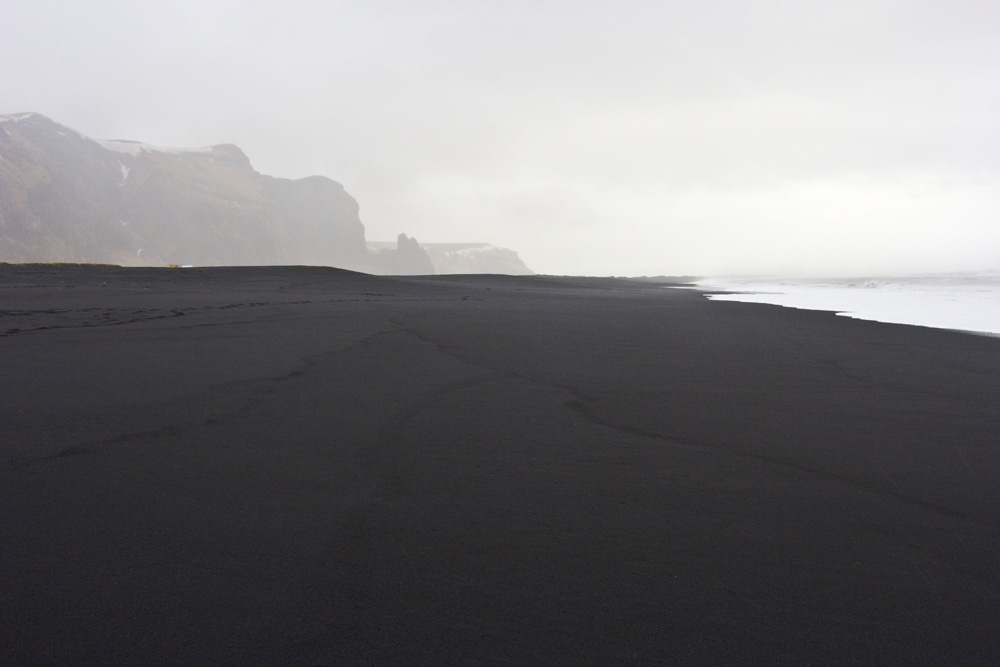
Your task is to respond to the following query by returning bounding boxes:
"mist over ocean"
[698,272,1000,336]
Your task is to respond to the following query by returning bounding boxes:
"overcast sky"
[3,0,998,276]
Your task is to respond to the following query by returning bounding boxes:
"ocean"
[696,272,1000,336]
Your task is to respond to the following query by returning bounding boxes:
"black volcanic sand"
[2,264,999,665]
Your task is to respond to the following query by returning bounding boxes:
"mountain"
[0,112,434,273]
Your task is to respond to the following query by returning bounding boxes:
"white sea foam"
[697,273,1000,336]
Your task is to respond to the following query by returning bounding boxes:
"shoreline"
[697,274,1000,336]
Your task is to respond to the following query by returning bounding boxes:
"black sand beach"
[2,264,998,665]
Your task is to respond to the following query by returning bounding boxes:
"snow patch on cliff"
[97,139,213,156]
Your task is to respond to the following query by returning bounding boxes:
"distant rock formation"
[370,233,435,275]
[421,243,533,275]
[0,113,429,274]
[366,241,533,275]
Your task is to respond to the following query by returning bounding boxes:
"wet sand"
[2,264,998,665]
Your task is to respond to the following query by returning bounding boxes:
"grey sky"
[3,0,998,276]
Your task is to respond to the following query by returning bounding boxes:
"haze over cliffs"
[0,113,530,275]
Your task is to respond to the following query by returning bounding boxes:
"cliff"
[0,113,429,273]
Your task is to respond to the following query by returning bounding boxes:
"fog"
[3,0,998,276]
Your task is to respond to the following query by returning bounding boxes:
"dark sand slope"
[1,265,998,665]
